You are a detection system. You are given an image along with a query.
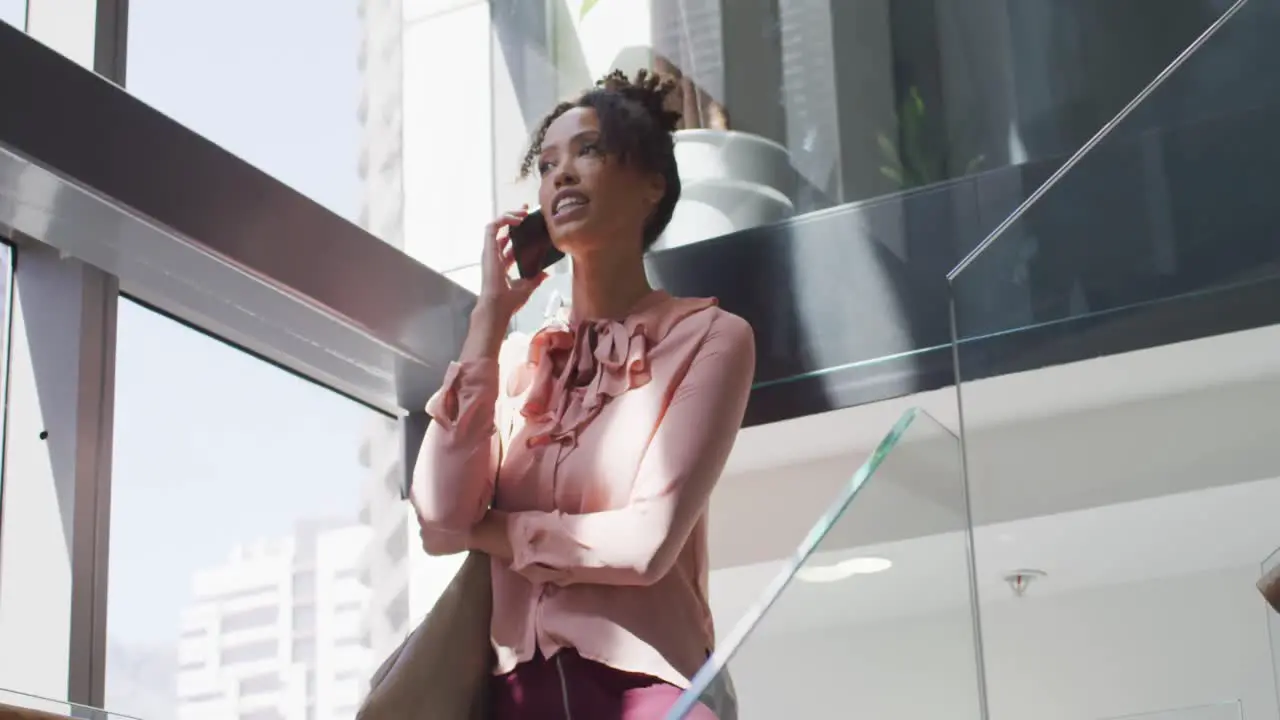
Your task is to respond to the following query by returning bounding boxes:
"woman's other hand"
[417,508,469,556]
[460,207,547,362]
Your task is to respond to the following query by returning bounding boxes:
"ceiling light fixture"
[796,556,893,583]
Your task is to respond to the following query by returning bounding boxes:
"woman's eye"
[537,161,552,175]
[579,143,600,156]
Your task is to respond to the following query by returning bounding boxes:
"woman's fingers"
[510,272,547,297]
[479,206,537,304]
[484,210,529,243]
[482,209,531,272]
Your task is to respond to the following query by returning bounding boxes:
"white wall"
[725,566,1279,720]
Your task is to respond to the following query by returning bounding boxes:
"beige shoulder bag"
[357,551,495,720]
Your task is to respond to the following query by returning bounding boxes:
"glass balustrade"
[948,0,1280,718]
[668,408,982,720]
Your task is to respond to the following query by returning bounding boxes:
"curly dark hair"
[520,69,682,250]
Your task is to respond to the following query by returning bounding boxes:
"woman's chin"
[550,222,592,250]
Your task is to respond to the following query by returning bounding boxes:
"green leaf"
[965,154,987,173]
[909,86,925,117]
[880,165,904,186]
[580,0,602,19]
[876,133,901,164]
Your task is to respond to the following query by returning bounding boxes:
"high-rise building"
[174,520,371,720]
[353,0,491,665]
[354,0,415,667]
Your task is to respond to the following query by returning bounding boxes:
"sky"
[0,2,19,31]
[3,0,377,652]
[111,0,371,649]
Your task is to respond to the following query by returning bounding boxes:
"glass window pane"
[488,0,1232,251]
[106,299,402,720]
[402,2,492,272]
[0,0,24,31]
[124,0,388,230]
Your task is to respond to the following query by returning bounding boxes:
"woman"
[411,69,755,719]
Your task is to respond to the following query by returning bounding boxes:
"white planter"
[655,129,797,250]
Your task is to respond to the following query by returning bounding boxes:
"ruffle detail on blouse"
[506,291,716,449]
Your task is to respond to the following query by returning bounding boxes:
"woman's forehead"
[544,107,600,147]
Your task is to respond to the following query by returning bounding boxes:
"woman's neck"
[570,249,654,321]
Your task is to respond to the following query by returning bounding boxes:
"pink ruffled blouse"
[412,290,755,688]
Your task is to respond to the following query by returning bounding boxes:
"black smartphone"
[508,208,565,280]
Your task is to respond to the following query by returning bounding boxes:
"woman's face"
[535,106,665,258]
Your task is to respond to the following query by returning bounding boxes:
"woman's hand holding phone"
[460,207,547,362]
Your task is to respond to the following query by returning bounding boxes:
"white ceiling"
[707,324,1280,638]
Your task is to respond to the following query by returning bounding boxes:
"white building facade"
[175,521,371,720]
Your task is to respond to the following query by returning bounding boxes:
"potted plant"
[877,86,986,190]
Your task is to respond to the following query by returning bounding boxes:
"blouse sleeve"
[505,311,755,586]
[409,358,502,534]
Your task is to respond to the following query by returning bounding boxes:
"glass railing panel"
[949,0,1280,359]
[949,2,1280,719]
[668,407,980,720]
[0,688,138,720]
[1102,701,1243,720]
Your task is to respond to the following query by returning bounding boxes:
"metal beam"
[0,20,474,415]
[2,2,128,711]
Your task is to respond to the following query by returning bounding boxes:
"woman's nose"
[552,161,579,188]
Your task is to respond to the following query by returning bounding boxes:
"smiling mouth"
[552,194,589,217]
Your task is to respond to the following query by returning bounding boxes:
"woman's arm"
[469,312,756,586]
[409,303,508,535]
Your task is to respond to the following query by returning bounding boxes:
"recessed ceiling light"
[795,557,892,583]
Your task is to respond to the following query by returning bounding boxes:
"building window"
[239,672,282,696]
[292,571,316,601]
[335,634,367,650]
[292,638,316,664]
[220,606,279,634]
[220,640,278,667]
[292,605,316,636]
[383,516,408,565]
[105,301,401,718]
[385,586,409,633]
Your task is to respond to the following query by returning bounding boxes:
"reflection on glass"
[0,687,141,720]
[488,0,1242,398]
[948,0,1277,347]
[125,0,374,229]
[1101,701,1244,720]
[671,408,980,720]
[491,0,1230,251]
[106,300,400,720]
[0,0,24,31]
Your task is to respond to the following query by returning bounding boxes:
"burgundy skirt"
[489,648,718,720]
